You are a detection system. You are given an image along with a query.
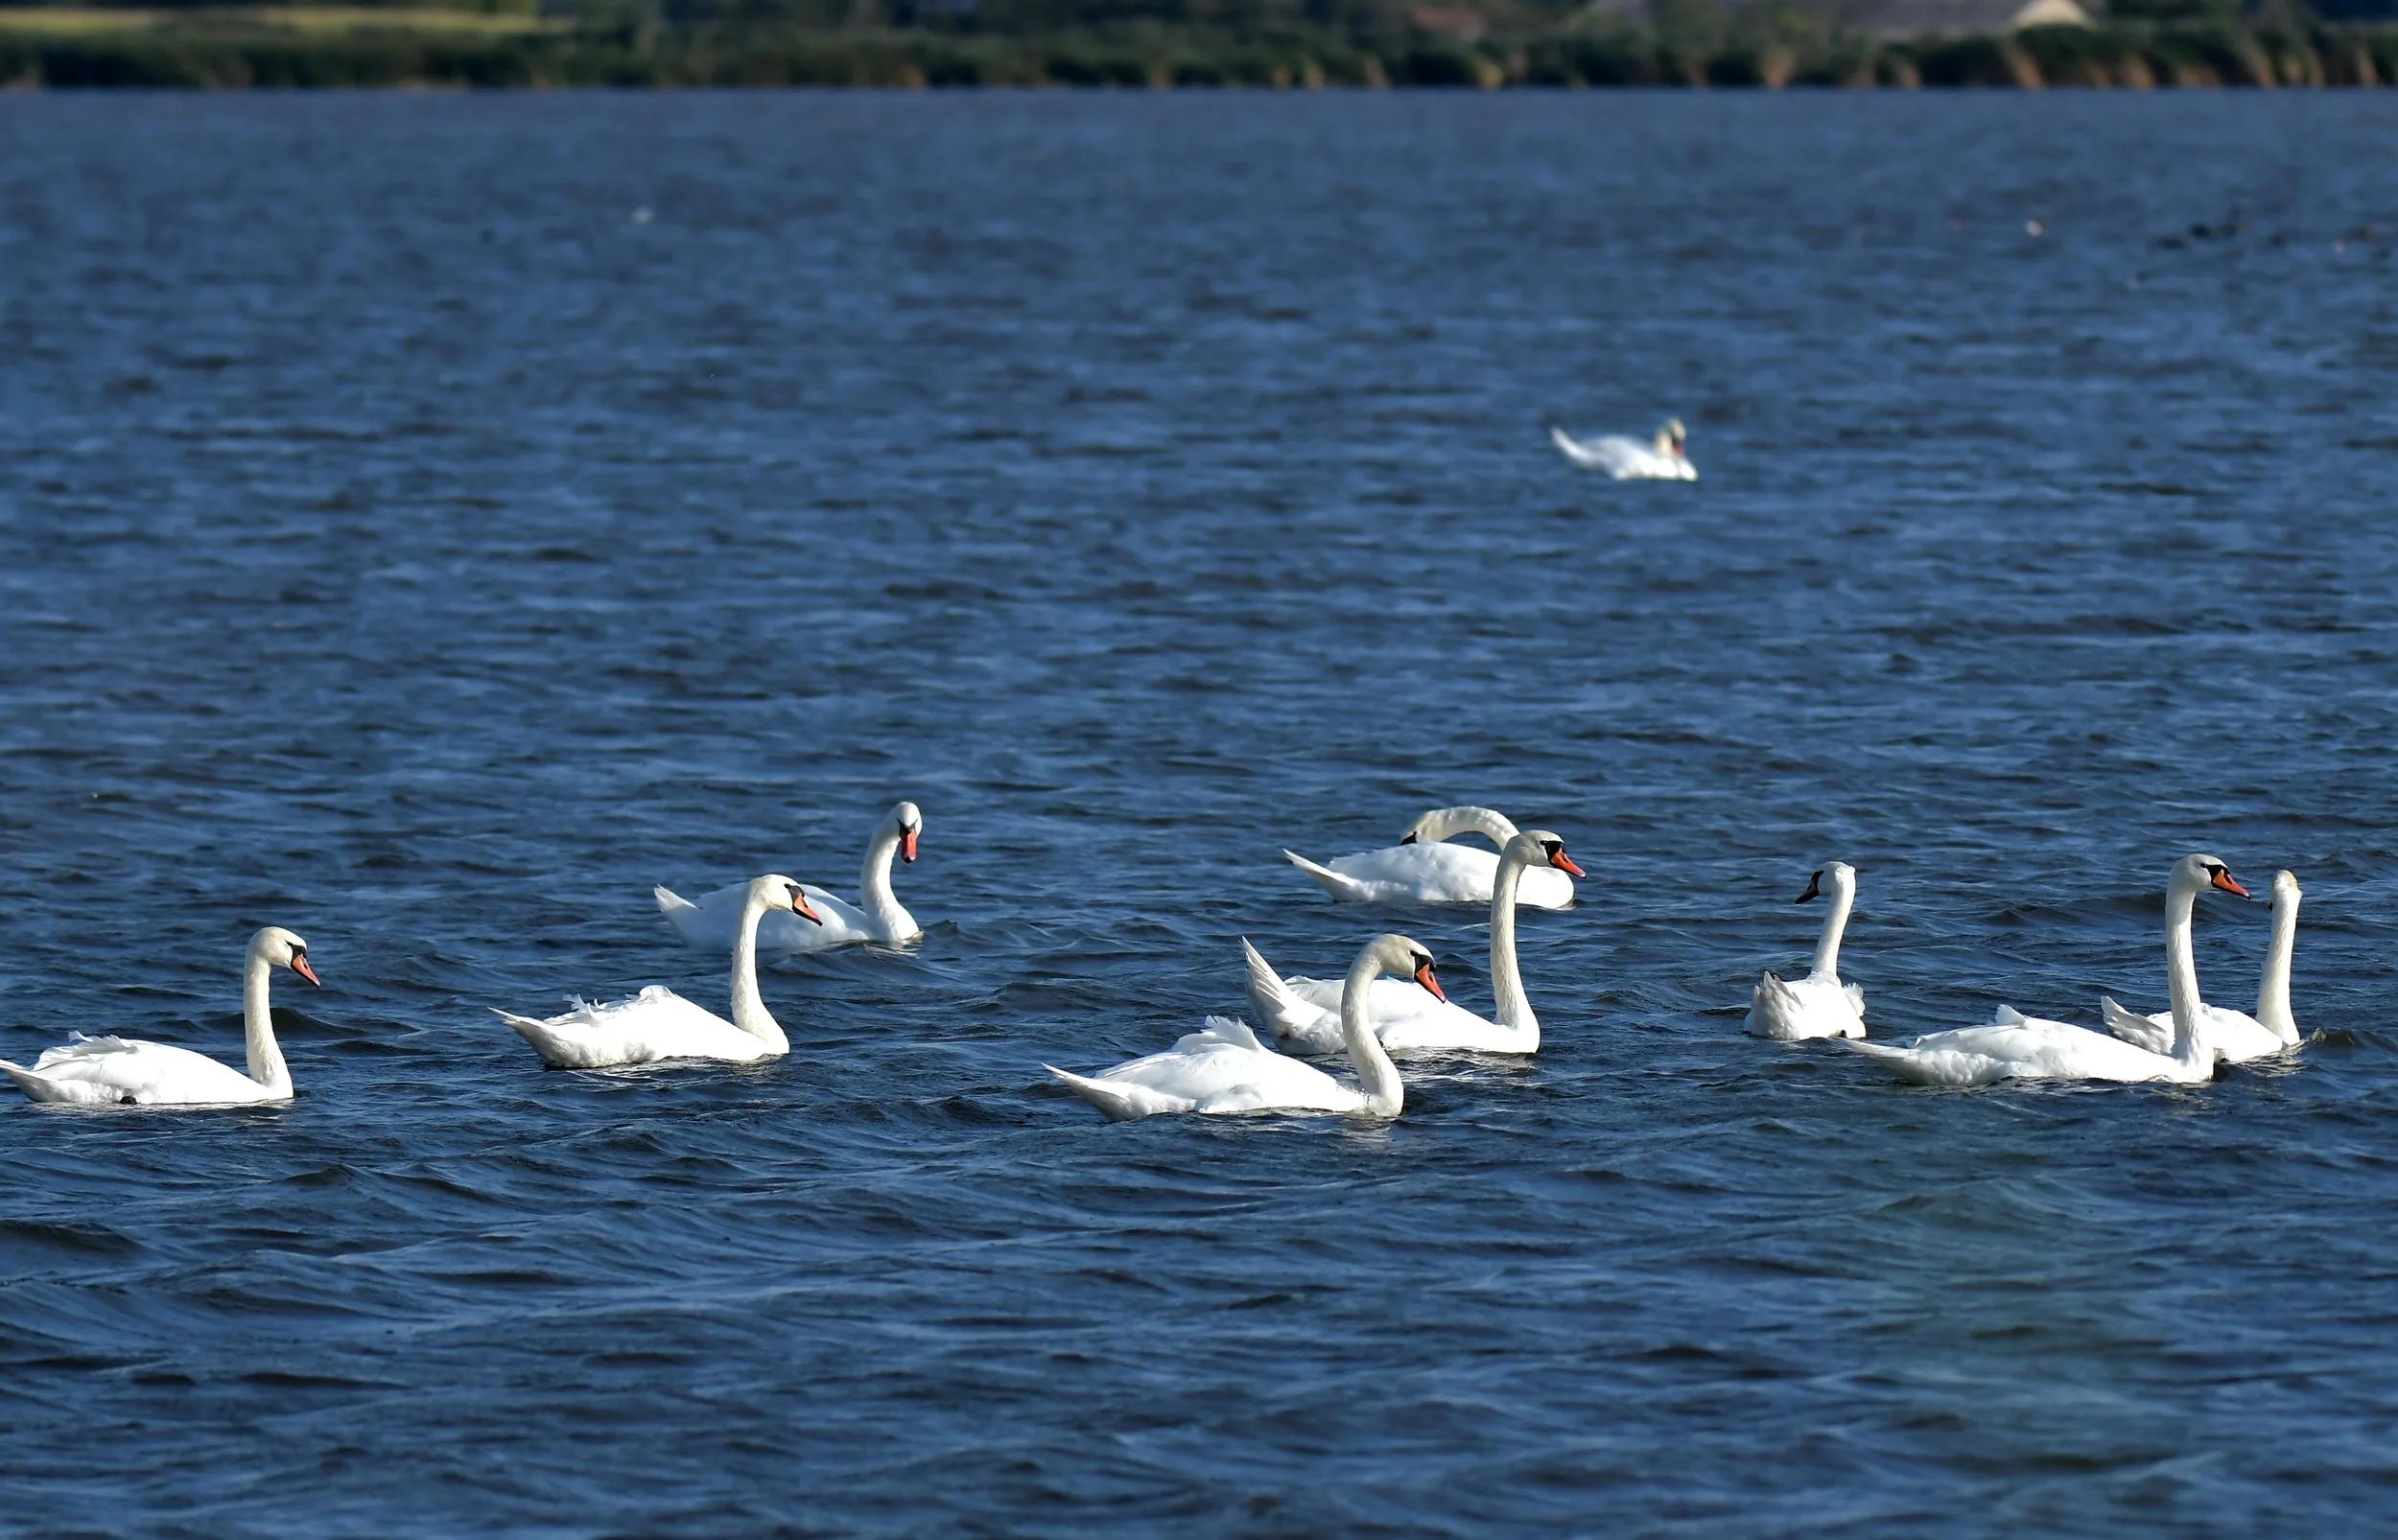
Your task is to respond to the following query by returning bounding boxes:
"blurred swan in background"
[1550,419,1696,480]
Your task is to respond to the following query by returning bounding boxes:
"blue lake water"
[2,90,2397,1531]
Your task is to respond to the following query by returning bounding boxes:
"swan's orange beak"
[2211,869,2249,898]
[900,828,919,863]
[291,955,321,987]
[1550,849,1586,877]
[792,892,826,925]
[1414,962,1446,1002]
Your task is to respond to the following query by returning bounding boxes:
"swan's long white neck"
[1423,806,1518,851]
[1487,849,1537,1045]
[859,824,916,942]
[728,891,788,1054]
[2256,884,2301,1043]
[1811,875,1854,980]
[241,945,293,1096]
[2162,875,2210,1071]
[1339,949,1405,1118]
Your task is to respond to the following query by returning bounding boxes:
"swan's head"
[1509,829,1586,878]
[1659,418,1689,456]
[252,925,319,987]
[888,802,923,864]
[2174,853,2248,900]
[1370,933,1445,1002]
[2273,869,2302,905]
[753,875,826,926]
[1795,861,1855,904]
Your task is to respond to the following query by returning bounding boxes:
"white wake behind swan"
[2103,868,2302,1063]
[657,801,924,953]
[1248,831,1583,1056]
[1046,934,1441,1121]
[1748,861,1867,1041]
[1550,419,1696,480]
[0,926,321,1107]
[1844,854,2245,1088]
[1282,805,1573,909]
[501,875,822,1068]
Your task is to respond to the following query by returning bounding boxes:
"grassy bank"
[4,11,2398,87]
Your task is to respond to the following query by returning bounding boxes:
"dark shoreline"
[8,21,2398,90]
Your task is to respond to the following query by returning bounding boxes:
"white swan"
[1045,934,1439,1121]
[1549,419,1696,480]
[1282,805,1573,909]
[1844,854,2245,1088]
[1748,861,1867,1041]
[2102,868,2302,1063]
[0,927,320,1107]
[501,875,822,1068]
[1247,830,1583,1055]
[656,801,924,953]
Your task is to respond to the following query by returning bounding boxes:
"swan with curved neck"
[657,801,925,953]
[2103,868,2302,1062]
[0,927,319,1107]
[1844,854,2242,1088]
[1748,861,1867,1041]
[1248,831,1584,1055]
[1282,805,1573,910]
[1046,934,1439,1121]
[502,875,822,1068]
[1548,418,1697,481]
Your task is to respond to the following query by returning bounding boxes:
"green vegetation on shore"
[4,0,2398,86]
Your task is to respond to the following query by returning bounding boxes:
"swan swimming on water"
[501,875,822,1068]
[1046,934,1441,1121]
[656,801,925,953]
[1549,419,1697,480]
[1247,830,1583,1056]
[1747,861,1868,1041]
[2102,868,2303,1063]
[1282,805,1574,909]
[1843,854,2245,1088]
[0,927,320,1107]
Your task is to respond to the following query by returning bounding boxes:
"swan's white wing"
[1749,971,1865,1041]
[497,986,772,1068]
[5,1035,276,1106]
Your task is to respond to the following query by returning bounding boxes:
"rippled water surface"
[4,92,2398,1532]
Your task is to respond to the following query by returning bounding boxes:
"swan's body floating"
[1282,805,1573,909]
[1549,419,1696,481]
[1046,934,1439,1121]
[0,927,319,1108]
[1748,862,1867,1041]
[657,801,924,953]
[2104,869,2302,1063]
[502,876,821,1068]
[1249,831,1583,1055]
[1844,854,2245,1088]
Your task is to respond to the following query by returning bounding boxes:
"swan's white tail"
[2100,994,2173,1056]
[1548,425,1598,466]
[493,1007,579,1068]
[1045,1064,1170,1123]
[1281,850,1370,902]
[652,885,704,943]
[1241,937,1323,1044]
[0,1059,79,1104]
